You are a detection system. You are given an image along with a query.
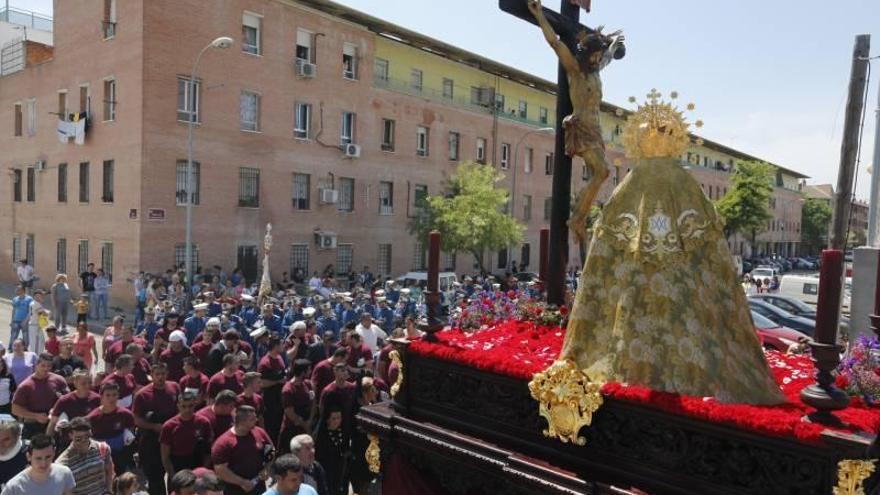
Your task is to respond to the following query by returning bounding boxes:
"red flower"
[559,305,569,315]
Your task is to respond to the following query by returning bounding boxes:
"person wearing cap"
[204,292,222,318]
[373,298,395,335]
[207,353,244,400]
[135,307,161,345]
[185,304,208,344]
[250,326,270,365]
[281,300,304,329]
[192,319,221,366]
[301,307,317,323]
[238,295,260,328]
[355,313,386,355]
[386,281,401,305]
[316,305,340,341]
[284,322,309,364]
[160,330,193,382]
[133,362,181,495]
[261,303,284,337]
[306,331,338,366]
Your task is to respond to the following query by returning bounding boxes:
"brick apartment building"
[1,0,806,304]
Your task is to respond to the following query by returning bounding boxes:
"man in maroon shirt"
[133,362,181,495]
[318,363,355,423]
[310,348,347,402]
[212,405,274,495]
[127,342,152,387]
[278,359,314,455]
[207,353,244,400]
[47,370,100,436]
[161,391,213,478]
[11,352,69,439]
[104,324,147,369]
[161,330,192,382]
[88,381,136,474]
[258,336,286,443]
[101,353,139,409]
[180,356,210,408]
[345,332,373,376]
[238,372,264,425]
[196,389,237,439]
[191,319,219,366]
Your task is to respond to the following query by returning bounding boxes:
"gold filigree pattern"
[389,349,404,398]
[834,459,876,495]
[621,89,698,159]
[528,359,604,446]
[366,434,381,474]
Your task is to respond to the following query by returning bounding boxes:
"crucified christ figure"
[527,0,623,244]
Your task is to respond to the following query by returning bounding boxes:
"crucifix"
[499,0,623,305]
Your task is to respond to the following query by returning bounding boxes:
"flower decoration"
[839,335,880,405]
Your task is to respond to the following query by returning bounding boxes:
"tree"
[801,198,832,255]
[715,161,775,249]
[409,162,524,272]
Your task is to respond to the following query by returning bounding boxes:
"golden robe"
[561,158,785,404]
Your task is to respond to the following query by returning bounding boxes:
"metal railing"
[0,6,53,32]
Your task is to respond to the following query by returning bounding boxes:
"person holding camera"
[132,363,180,495]
[212,405,275,495]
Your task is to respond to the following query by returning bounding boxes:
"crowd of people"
[3,259,553,495]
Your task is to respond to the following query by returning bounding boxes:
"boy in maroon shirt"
[237,372,264,426]
[101,354,138,409]
[211,405,274,495]
[207,353,244,400]
[44,326,61,356]
[133,362,181,495]
[179,356,210,408]
[161,391,214,477]
[11,352,69,439]
[196,390,237,439]
[48,370,100,435]
[87,381,136,474]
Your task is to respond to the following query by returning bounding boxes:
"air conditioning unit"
[314,232,338,250]
[343,144,361,158]
[296,59,317,78]
[319,188,339,204]
[35,160,46,172]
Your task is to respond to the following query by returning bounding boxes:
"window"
[539,107,549,124]
[521,243,531,268]
[13,103,22,136]
[341,112,356,146]
[377,243,392,276]
[242,12,261,55]
[102,0,116,39]
[56,239,66,274]
[412,239,427,271]
[442,78,454,99]
[448,132,460,160]
[174,244,199,270]
[544,197,552,220]
[497,248,508,270]
[177,77,199,122]
[101,242,113,281]
[342,43,358,80]
[410,69,423,91]
[12,169,21,202]
[290,244,309,276]
[518,100,528,119]
[294,102,311,139]
[102,160,114,202]
[79,85,89,114]
[296,29,315,63]
[77,240,89,274]
[523,194,532,221]
[12,235,20,265]
[103,79,116,121]
[26,100,36,136]
[413,184,428,217]
[374,58,389,83]
[336,244,353,275]
[379,181,393,215]
[79,162,89,203]
[238,167,260,207]
[444,251,456,272]
[58,91,68,118]
[500,143,510,169]
[240,91,260,131]
[25,235,34,270]
[545,153,554,175]
[57,163,67,202]
[381,119,395,151]
[495,93,505,112]
[26,167,35,202]
[476,138,486,164]
[175,160,200,205]
[524,147,533,174]
[292,173,310,210]
[416,126,429,157]
[338,177,354,212]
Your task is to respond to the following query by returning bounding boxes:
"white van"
[397,271,458,302]
[779,274,851,309]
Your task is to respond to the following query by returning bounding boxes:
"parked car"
[751,310,809,352]
[751,267,778,281]
[747,299,815,337]
[750,294,815,319]
[513,272,540,282]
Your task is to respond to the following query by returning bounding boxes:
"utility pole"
[867,75,880,246]
[830,34,871,249]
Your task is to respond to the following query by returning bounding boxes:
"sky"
[10,0,880,199]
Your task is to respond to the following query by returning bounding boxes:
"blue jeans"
[95,293,109,320]
[9,320,24,346]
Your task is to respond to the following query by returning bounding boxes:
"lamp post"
[185,36,233,304]
[508,127,554,271]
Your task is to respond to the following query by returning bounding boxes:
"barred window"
[26,167,35,202]
[444,251,456,272]
[338,177,354,212]
[58,163,68,202]
[12,169,21,202]
[239,167,260,207]
[544,197,552,221]
[79,162,89,203]
[416,126,429,157]
[290,244,309,276]
[336,244,353,275]
[25,234,34,269]
[381,119,395,151]
[12,235,21,265]
[77,240,89,275]
[175,160,200,205]
[102,160,114,203]
[56,239,67,274]
[448,132,460,161]
[412,239,426,271]
[101,242,114,281]
[174,244,199,271]
[377,243,392,277]
[292,173,310,210]
[523,194,532,221]
[379,181,393,215]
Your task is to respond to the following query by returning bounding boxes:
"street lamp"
[508,126,554,270]
[185,36,233,302]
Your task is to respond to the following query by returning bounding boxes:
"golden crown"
[619,89,703,159]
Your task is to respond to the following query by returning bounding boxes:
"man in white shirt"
[354,313,386,354]
[1,433,75,495]
[15,260,34,293]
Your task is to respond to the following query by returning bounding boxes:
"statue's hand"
[527,0,542,15]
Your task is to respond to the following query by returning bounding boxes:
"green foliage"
[801,198,832,254]
[408,162,524,272]
[715,161,775,241]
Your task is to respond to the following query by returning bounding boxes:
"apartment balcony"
[0,6,53,32]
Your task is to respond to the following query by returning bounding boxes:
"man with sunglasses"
[56,417,114,495]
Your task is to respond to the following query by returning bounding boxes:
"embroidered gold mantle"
[562,158,784,405]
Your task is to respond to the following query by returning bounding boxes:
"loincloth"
[563,115,605,158]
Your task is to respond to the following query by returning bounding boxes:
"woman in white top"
[0,357,17,414]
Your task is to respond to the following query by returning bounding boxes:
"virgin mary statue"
[561,91,784,404]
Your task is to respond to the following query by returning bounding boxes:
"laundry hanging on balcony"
[56,112,88,145]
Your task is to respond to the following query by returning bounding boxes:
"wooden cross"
[499,0,594,304]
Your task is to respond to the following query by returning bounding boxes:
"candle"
[815,249,844,345]
[539,228,550,282]
[427,231,440,293]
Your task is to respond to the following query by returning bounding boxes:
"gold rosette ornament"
[834,459,876,495]
[528,359,604,445]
